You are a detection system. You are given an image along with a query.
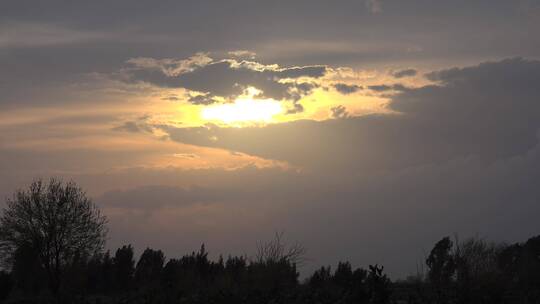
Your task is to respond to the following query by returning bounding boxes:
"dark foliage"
[114,245,135,291]
[426,237,455,303]
[397,235,540,304]
[2,236,540,304]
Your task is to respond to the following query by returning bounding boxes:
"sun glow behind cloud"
[201,87,284,125]
[202,98,283,125]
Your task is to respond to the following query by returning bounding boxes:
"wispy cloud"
[0,23,107,48]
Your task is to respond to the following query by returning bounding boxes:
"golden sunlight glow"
[153,79,397,128]
[202,98,283,124]
[201,87,283,125]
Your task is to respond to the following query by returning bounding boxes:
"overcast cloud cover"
[1,0,540,277]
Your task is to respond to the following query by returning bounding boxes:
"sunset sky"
[1,0,540,277]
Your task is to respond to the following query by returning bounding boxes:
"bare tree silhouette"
[0,178,107,295]
[254,232,306,265]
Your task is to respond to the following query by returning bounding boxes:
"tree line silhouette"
[0,179,539,303]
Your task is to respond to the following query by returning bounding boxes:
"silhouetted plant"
[367,264,391,304]
[309,266,332,289]
[0,178,107,295]
[0,270,12,301]
[502,236,540,303]
[10,244,47,296]
[114,245,135,291]
[255,232,306,265]
[426,236,455,303]
[135,248,165,289]
[334,261,353,289]
[454,236,505,304]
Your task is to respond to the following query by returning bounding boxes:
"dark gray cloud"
[187,94,219,105]
[112,115,153,133]
[113,121,146,133]
[392,68,417,78]
[368,84,408,92]
[0,1,537,97]
[2,0,538,109]
[330,105,349,118]
[162,95,180,101]
[286,102,305,114]
[157,58,540,174]
[276,65,326,78]
[390,57,540,158]
[126,58,326,105]
[333,83,362,94]
[368,84,393,92]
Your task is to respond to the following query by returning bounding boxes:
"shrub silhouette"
[111,245,135,292]
[135,248,165,289]
[426,237,455,303]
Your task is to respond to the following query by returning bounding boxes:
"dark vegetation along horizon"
[0,178,539,304]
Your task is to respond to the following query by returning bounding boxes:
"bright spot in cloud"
[201,87,283,125]
[202,99,283,124]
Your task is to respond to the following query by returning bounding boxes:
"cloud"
[162,95,180,101]
[125,55,327,107]
[330,105,349,119]
[228,50,256,59]
[112,115,153,133]
[126,53,213,77]
[155,58,540,172]
[187,93,219,105]
[276,65,326,78]
[392,68,417,78]
[368,84,392,92]
[0,23,108,48]
[368,84,408,92]
[333,83,362,94]
[173,153,199,159]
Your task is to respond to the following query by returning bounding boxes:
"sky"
[1,0,540,278]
